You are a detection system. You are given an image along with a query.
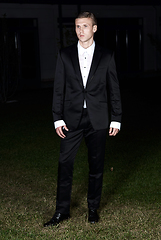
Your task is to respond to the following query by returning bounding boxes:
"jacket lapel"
[70,44,83,87]
[86,44,103,87]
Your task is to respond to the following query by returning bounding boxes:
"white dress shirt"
[54,41,121,130]
[78,41,95,99]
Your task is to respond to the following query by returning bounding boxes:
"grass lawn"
[0,85,161,239]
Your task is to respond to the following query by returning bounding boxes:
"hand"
[56,125,69,138]
[109,127,119,136]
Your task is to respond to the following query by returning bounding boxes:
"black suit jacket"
[52,43,122,130]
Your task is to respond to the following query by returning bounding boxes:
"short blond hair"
[76,11,97,26]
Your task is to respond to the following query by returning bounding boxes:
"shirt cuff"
[54,120,66,129]
[110,121,121,130]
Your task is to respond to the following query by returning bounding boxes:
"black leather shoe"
[44,212,70,227]
[88,209,99,223]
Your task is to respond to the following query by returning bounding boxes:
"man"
[44,11,122,227]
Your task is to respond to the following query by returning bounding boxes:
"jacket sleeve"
[52,51,65,122]
[107,52,122,123]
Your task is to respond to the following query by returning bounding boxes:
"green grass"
[0,88,161,239]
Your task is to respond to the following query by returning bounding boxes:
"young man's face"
[75,17,97,46]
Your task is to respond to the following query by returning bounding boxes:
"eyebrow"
[76,23,89,26]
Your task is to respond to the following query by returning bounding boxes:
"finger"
[109,127,114,136]
[64,125,69,131]
[109,127,112,134]
[113,129,119,136]
[56,127,66,138]
[113,128,119,136]
[109,128,119,136]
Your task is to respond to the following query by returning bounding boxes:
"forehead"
[75,17,93,25]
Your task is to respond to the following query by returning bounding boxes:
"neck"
[79,38,94,49]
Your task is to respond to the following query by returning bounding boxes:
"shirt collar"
[77,41,95,56]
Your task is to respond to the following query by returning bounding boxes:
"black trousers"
[56,109,107,214]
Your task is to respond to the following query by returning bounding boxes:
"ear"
[93,25,97,33]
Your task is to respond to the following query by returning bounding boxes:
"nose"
[79,27,83,33]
